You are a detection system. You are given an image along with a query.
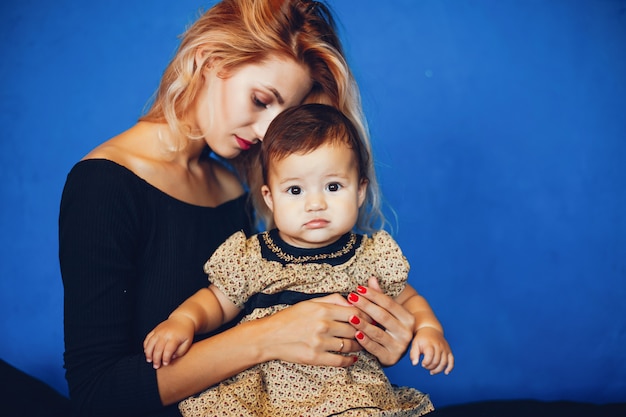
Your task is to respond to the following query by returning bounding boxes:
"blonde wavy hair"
[141,0,385,233]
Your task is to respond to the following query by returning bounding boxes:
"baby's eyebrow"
[276,177,301,186]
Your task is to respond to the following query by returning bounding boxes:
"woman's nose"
[252,124,266,142]
[253,113,278,142]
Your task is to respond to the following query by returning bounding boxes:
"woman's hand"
[259,294,366,367]
[346,277,415,366]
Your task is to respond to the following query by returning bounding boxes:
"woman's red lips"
[235,136,253,150]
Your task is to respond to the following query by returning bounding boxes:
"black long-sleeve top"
[59,159,252,417]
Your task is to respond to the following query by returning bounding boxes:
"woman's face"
[193,55,313,159]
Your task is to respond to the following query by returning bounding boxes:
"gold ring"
[339,339,344,352]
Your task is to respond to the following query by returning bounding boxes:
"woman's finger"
[346,278,414,365]
[359,277,415,330]
[348,289,413,342]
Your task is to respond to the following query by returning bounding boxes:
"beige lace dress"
[178,229,434,417]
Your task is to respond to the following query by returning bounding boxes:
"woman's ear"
[195,47,220,77]
[195,47,208,73]
[261,185,275,213]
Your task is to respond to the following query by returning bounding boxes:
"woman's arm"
[60,162,169,417]
[155,293,362,405]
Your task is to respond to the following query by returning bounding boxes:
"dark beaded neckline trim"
[260,230,358,264]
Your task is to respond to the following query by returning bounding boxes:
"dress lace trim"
[260,231,357,264]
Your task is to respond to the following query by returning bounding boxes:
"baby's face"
[261,142,367,248]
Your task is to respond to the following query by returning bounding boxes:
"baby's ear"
[357,178,368,208]
[261,185,274,213]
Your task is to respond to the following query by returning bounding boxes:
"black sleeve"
[59,162,175,417]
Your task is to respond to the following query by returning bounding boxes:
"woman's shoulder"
[70,124,148,181]
[69,122,246,207]
[61,159,150,222]
[62,127,159,208]
[67,148,151,190]
[81,125,138,164]
[65,158,141,188]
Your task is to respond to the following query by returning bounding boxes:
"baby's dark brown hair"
[260,103,369,186]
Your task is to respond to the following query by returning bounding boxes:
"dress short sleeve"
[204,231,262,308]
[367,230,410,298]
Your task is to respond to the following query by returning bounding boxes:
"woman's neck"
[147,121,207,167]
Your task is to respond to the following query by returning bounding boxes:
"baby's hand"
[409,326,454,375]
[143,315,195,369]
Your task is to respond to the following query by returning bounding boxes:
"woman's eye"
[253,95,268,109]
[327,183,341,192]
[287,186,302,195]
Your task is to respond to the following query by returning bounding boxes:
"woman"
[59,1,417,416]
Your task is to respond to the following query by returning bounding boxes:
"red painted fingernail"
[356,286,367,294]
[353,356,358,363]
[348,293,359,303]
[356,331,364,340]
[350,316,360,325]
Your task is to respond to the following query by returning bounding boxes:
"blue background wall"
[1,0,624,408]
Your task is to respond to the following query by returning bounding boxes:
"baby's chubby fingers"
[429,352,454,375]
[148,336,167,369]
[160,338,186,367]
[144,331,176,369]
[143,331,158,364]
[409,329,454,375]
[412,343,434,368]
[421,346,443,373]
[444,353,455,375]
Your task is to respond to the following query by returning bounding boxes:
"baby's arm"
[143,285,241,369]
[394,285,454,375]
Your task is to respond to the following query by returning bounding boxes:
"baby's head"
[261,103,369,186]
[260,104,371,243]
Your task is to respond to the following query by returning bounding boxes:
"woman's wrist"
[238,317,273,364]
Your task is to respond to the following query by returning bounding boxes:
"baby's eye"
[327,183,341,192]
[287,186,302,195]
